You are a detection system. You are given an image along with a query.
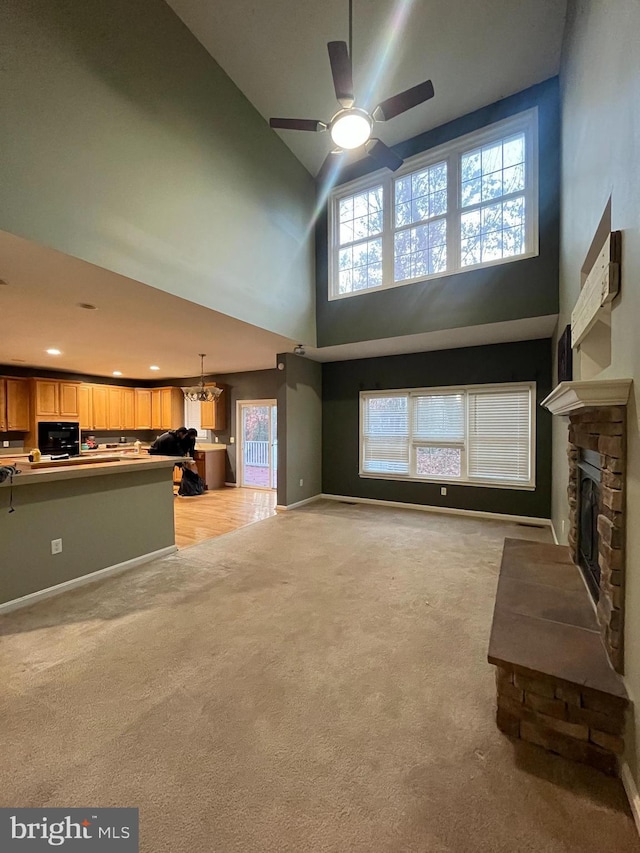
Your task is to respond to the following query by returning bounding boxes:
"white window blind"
[360,383,534,489]
[467,388,531,482]
[413,393,464,441]
[362,396,409,474]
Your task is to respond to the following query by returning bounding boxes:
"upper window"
[330,109,538,300]
[360,383,535,489]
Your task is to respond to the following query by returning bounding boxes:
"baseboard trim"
[0,545,178,615]
[320,493,551,528]
[224,481,239,488]
[276,495,322,512]
[621,761,640,837]
[550,522,560,545]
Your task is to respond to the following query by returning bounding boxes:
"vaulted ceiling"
[166,0,568,175]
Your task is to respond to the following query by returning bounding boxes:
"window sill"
[359,472,536,491]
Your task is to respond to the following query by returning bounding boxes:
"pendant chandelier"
[182,354,222,403]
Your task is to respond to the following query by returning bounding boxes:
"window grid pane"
[394,219,447,281]
[460,197,526,267]
[338,186,384,294]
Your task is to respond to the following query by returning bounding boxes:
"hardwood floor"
[173,486,277,549]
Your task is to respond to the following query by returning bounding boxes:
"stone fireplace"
[544,380,632,674]
[487,380,632,777]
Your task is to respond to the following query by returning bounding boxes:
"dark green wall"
[277,353,322,507]
[322,339,552,518]
[316,78,560,347]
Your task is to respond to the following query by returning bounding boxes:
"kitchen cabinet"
[193,449,225,490]
[200,385,226,431]
[6,379,30,431]
[107,387,123,430]
[121,388,135,430]
[33,379,79,419]
[135,389,152,429]
[151,389,162,430]
[1,377,30,432]
[59,382,80,418]
[151,387,183,431]
[78,384,92,430]
[91,385,109,430]
[34,380,59,417]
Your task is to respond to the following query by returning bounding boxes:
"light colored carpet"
[1,501,638,852]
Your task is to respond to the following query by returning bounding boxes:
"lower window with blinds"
[360,382,535,489]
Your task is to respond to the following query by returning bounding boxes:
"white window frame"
[359,382,536,490]
[329,108,539,300]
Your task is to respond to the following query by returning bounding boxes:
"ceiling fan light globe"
[330,111,371,150]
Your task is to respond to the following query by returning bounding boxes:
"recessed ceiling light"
[46,348,62,356]
[112,371,123,377]
[150,365,160,371]
[77,302,97,310]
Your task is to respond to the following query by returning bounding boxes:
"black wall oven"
[37,422,80,457]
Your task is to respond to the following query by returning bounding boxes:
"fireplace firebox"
[577,448,601,602]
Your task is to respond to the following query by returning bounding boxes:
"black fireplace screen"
[578,449,601,602]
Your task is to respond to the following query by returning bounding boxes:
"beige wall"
[0,0,316,345]
[556,0,640,782]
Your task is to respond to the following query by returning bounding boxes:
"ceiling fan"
[269,0,434,175]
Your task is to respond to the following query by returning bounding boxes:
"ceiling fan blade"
[327,41,354,108]
[372,80,435,122]
[269,118,327,132]
[365,139,403,171]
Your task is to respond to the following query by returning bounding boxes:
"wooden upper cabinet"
[6,379,30,431]
[92,385,109,430]
[0,380,5,431]
[78,384,92,430]
[135,389,152,430]
[33,379,79,420]
[161,388,174,430]
[151,388,163,430]
[201,385,226,431]
[107,387,123,430]
[34,380,59,417]
[121,388,135,430]
[59,382,80,418]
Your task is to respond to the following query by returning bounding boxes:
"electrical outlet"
[230,436,235,444]
[299,478,304,487]
[214,435,218,443]
[441,486,447,496]
[51,538,63,555]
[2,441,9,448]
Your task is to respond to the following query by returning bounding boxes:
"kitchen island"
[0,454,178,609]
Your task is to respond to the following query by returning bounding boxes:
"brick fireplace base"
[496,665,625,776]
[488,539,628,776]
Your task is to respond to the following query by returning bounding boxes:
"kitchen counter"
[1,454,177,609]
[1,455,178,487]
